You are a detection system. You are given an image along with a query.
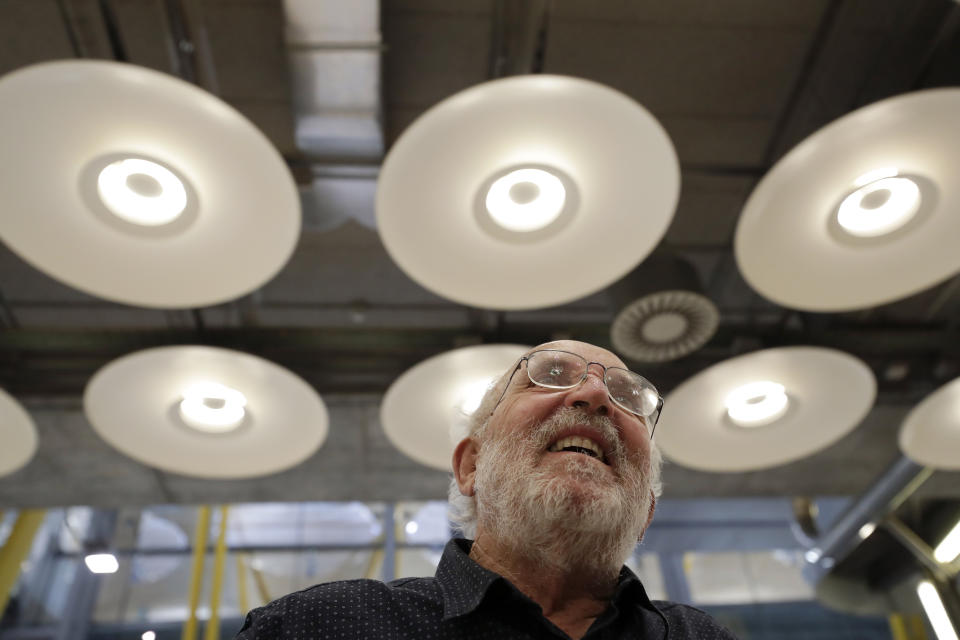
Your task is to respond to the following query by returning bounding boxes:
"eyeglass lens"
[526,350,660,417]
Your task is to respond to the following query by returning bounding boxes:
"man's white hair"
[448,367,664,539]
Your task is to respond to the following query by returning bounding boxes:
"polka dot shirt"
[234,538,738,639]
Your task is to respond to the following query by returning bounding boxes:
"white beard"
[473,407,653,579]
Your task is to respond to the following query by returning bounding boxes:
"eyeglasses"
[493,349,663,437]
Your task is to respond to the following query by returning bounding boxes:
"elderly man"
[237,340,737,639]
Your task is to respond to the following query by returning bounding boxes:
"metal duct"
[800,455,934,615]
[283,0,382,231]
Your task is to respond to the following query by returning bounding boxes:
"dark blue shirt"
[235,538,737,639]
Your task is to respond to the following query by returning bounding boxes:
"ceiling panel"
[664,174,755,247]
[545,21,816,118]
[0,0,75,74]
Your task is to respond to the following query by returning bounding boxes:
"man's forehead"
[525,340,627,369]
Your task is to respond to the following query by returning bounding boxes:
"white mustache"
[526,407,626,466]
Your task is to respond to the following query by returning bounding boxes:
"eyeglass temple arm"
[491,358,526,415]
[648,396,664,439]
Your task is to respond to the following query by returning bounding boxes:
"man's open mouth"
[547,435,608,464]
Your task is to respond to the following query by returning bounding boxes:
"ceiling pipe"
[801,455,932,584]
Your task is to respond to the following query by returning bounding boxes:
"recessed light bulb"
[405,521,419,535]
[97,158,187,226]
[179,382,247,433]
[142,632,157,640]
[725,381,789,427]
[85,553,119,574]
[457,379,492,416]
[837,169,920,237]
[858,522,877,540]
[485,168,566,232]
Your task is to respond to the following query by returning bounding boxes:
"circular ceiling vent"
[611,290,719,362]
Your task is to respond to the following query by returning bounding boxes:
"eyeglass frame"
[491,349,664,438]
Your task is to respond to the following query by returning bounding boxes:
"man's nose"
[564,366,611,416]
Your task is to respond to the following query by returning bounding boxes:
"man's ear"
[452,436,480,497]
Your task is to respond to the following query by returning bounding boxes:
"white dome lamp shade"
[657,347,876,472]
[0,60,301,308]
[83,346,328,478]
[0,388,38,477]
[376,75,680,310]
[899,377,960,471]
[735,89,960,312]
[380,344,530,471]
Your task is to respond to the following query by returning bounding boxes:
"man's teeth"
[548,436,603,460]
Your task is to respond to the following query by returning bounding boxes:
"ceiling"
[2,0,960,508]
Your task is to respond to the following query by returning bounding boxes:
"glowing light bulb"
[405,521,419,535]
[858,522,877,540]
[917,581,960,640]
[725,381,789,427]
[179,382,247,433]
[142,631,157,640]
[85,553,119,574]
[837,169,920,238]
[933,518,960,564]
[457,379,492,416]
[97,158,187,226]
[485,168,566,232]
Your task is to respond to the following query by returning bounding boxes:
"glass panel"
[395,548,443,579]
[396,501,450,545]
[685,550,814,605]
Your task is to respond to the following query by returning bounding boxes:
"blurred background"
[2,1,960,639]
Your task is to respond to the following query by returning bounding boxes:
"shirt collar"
[435,538,666,627]
[435,538,504,620]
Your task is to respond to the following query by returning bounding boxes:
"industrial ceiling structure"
[2,0,960,511]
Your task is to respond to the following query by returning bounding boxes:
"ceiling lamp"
[0,60,300,308]
[0,388,38,477]
[735,89,960,312]
[83,346,328,478]
[376,75,679,310]
[899,377,960,471]
[380,344,529,470]
[608,254,719,363]
[657,347,875,472]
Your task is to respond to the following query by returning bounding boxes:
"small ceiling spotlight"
[736,88,960,312]
[0,60,301,308]
[725,381,789,428]
[84,553,119,574]
[97,158,188,226]
[381,344,529,470]
[658,347,875,472]
[456,379,493,417]
[84,346,328,478]
[485,167,566,232]
[179,382,248,434]
[836,169,921,238]
[377,75,679,310]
